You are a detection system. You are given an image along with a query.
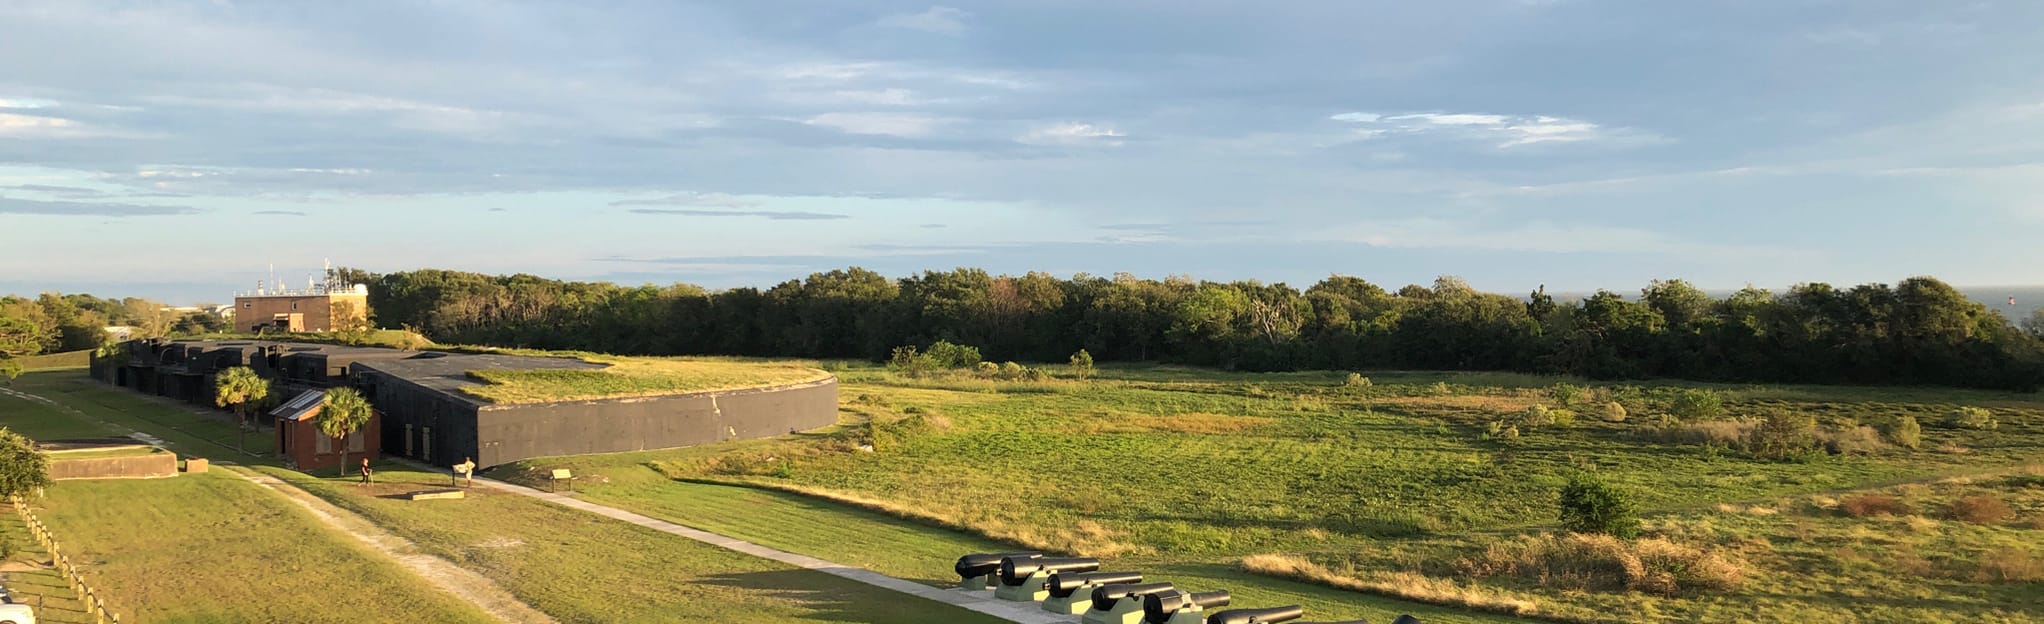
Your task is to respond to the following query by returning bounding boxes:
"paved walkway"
[225,467,560,624]
[466,474,1072,624]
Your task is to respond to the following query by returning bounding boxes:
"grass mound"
[462,356,830,404]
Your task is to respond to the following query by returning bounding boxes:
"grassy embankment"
[8,349,91,371]
[0,370,1007,624]
[499,362,2044,624]
[461,355,830,404]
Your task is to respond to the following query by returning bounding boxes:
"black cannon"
[1091,582,1178,613]
[1044,571,1145,614]
[1204,606,1304,624]
[1051,571,1145,598]
[956,552,1041,581]
[955,552,1040,589]
[1000,556,1100,586]
[1143,589,1231,623]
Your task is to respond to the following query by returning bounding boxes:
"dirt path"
[225,467,559,624]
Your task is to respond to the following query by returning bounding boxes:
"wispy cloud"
[611,192,761,209]
[627,208,849,220]
[0,197,198,216]
[1330,111,1656,149]
[252,210,307,216]
[803,112,949,137]
[3,184,108,199]
[1336,217,1809,261]
[875,6,970,36]
[1018,122,1126,146]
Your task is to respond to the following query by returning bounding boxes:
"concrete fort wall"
[471,377,840,468]
[49,452,179,480]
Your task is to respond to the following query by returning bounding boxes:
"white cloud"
[0,98,58,109]
[831,88,921,106]
[876,6,970,36]
[1018,122,1126,146]
[1333,110,1651,149]
[803,112,949,137]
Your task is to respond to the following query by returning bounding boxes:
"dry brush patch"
[1837,495,1912,518]
[1240,554,1541,618]
[1453,533,1745,597]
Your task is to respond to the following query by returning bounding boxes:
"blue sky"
[3,1,2043,304]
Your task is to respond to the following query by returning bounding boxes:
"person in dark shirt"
[359,457,373,485]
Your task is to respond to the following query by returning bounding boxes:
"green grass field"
[9,350,91,371]
[22,471,498,624]
[259,466,1006,623]
[501,362,2044,624]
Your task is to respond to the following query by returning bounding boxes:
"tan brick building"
[234,288,369,333]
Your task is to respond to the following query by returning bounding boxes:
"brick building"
[233,285,369,333]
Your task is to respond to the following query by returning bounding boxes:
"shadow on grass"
[695,568,995,623]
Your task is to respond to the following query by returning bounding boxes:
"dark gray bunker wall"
[473,379,839,467]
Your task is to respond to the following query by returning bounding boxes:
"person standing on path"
[359,457,373,485]
[453,456,476,487]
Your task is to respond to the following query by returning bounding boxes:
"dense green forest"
[0,293,226,361]
[359,268,2044,391]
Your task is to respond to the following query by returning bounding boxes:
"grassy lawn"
[24,470,497,624]
[3,371,274,457]
[10,350,91,371]
[3,370,1015,624]
[257,466,1007,624]
[501,361,2044,623]
[463,355,830,404]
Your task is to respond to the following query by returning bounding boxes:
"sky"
[3,1,2044,305]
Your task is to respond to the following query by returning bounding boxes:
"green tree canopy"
[0,427,51,499]
[318,387,375,477]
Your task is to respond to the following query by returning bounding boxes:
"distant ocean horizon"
[1538,285,2044,317]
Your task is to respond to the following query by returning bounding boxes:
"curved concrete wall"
[469,377,840,468]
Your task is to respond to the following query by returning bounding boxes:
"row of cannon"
[956,552,1421,624]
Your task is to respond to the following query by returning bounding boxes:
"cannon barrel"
[1048,571,1144,598]
[1205,606,1305,624]
[1090,582,1177,612]
[955,552,1041,580]
[1144,590,1232,623]
[1000,556,1099,586]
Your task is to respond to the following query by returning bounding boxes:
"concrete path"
[226,467,560,624]
[466,474,1072,624]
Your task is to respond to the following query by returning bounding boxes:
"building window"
[243,302,252,308]
[291,302,299,310]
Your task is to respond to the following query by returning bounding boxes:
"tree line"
[362,267,2044,392]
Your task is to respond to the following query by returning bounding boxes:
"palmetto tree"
[318,387,373,478]
[213,367,270,452]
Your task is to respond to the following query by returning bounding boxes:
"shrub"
[1549,383,1584,407]
[1558,472,1640,538]
[1068,349,1096,380]
[1750,410,1819,461]
[1838,495,1911,518]
[1817,425,1887,455]
[998,361,1025,380]
[924,341,982,369]
[1667,389,1725,421]
[1485,421,1505,438]
[1344,373,1372,388]
[1946,495,2013,524]
[1656,420,1753,446]
[974,361,999,377]
[1944,407,1998,430]
[1022,367,1050,382]
[1519,405,1554,428]
[0,428,50,499]
[1885,414,1923,450]
[1427,381,1452,396]
[887,346,937,377]
[1550,409,1578,427]
[1600,401,1628,423]
[1500,425,1521,442]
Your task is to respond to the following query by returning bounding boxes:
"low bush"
[887,346,937,377]
[1884,414,1923,450]
[998,361,1025,379]
[1550,408,1578,427]
[1972,549,2044,583]
[1558,471,1640,538]
[1519,404,1554,428]
[1750,410,1820,461]
[1549,383,1584,407]
[1945,495,2013,524]
[1657,420,1753,446]
[1667,389,1726,421]
[1838,494,1911,518]
[1944,407,1998,430]
[924,341,982,369]
[1344,373,1372,387]
[1068,349,1096,380]
[1817,425,1887,455]
[1599,401,1628,423]
[974,361,999,377]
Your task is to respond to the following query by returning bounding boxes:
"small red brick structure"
[271,390,382,472]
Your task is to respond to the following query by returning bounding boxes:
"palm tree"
[318,387,373,478]
[214,367,270,452]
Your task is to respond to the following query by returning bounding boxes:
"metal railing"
[9,494,122,624]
